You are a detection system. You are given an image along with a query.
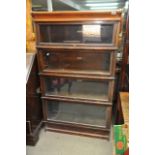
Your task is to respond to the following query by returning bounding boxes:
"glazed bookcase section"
[42,99,112,129]
[32,11,121,139]
[37,49,116,76]
[40,76,114,102]
[36,22,119,47]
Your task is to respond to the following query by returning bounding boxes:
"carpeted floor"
[26,128,113,155]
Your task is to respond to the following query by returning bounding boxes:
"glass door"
[45,100,110,128]
[38,23,115,46]
[38,49,115,76]
[41,76,114,102]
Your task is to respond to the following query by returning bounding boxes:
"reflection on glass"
[32,0,127,11]
[47,101,106,127]
[45,77,109,101]
[39,24,113,44]
[82,25,101,42]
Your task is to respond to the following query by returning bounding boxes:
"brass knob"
[46,52,50,56]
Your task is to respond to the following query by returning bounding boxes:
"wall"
[26,0,36,53]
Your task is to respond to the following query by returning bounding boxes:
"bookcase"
[32,11,122,139]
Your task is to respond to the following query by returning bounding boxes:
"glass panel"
[42,51,111,74]
[44,77,109,101]
[39,24,113,44]
[32,0,127,12]
[47,100,107,127]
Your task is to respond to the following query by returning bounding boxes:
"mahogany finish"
[32,11,122,139]
[32,11,122,22]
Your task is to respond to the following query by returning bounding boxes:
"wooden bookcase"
[32,11,122,139]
